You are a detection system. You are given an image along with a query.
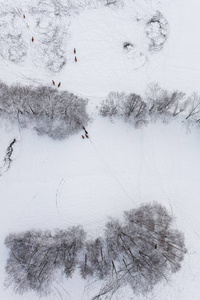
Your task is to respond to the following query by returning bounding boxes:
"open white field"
[0,0,200,299]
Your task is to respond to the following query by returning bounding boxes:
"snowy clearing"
[0,0,200,299]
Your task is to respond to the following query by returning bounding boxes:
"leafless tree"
[123,93,148,127]
[99,92,125,118]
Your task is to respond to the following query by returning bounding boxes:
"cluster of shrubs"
[5,203,186,299]
[0,82,89,139]
[145,12,169,52]
[99,83,200,129]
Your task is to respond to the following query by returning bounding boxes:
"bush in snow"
[4,226,86,296]
[0,82,89,139]
[146,11,169,52]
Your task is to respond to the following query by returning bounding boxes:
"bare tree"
[123,93,148,127]
[146,83,188,122]
[185,92,200,123]
[171,92,189,117]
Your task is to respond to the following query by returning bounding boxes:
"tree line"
[5,203,186,299]
[99,83,200,129]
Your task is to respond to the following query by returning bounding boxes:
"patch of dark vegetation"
[0,82,89,140]
[99,83,200,130]
[5,203,186,298]
[123,42,134,50]
[4,139,16,171]
[0,139,17,176]
[146,12,169,52]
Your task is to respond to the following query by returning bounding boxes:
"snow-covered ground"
[0,0,200,299]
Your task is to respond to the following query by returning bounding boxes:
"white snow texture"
[0,0,200,299]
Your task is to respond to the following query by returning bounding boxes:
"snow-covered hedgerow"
[99,83,200,129]
[5,203,186,298]
[0,82,90,139]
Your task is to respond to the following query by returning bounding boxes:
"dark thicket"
[0,82,89,139]
[1,139,17,174]
[123,93,148,127]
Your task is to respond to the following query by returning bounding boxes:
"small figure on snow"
[74,48,76,54]
[52,80,55,86]
[81,135,85,139]
[75,56,77,62]
[85,134,89,139]
[32,37,34,42]
[58,82,61,88]
[82,126,88,134]
[23,14,26,19]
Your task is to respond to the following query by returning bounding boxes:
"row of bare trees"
[1,81,199,139]
[99,83,200,129]
[5,203,186,299]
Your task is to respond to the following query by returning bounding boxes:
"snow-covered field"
[0,0,200,299]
